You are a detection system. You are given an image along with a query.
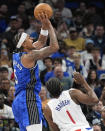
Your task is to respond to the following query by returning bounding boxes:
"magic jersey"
[13,52,41,96]
[47,89,92,131]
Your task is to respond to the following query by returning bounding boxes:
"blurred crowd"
[0,0,105,130]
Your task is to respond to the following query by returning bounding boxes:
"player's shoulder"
[43,104,52,117]
[69,88,81,95]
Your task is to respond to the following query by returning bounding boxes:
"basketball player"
[44,72,99,131]
[12,13,59,131]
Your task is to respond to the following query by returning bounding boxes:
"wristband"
[40,29,48,36]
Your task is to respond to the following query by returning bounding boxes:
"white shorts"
[26,121,42,131]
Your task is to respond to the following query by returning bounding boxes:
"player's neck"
[23,48,30,52]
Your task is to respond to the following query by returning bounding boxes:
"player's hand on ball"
[38,13,51,30]
[73,72,85,85]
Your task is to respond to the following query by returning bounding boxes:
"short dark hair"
[43,57,53,64]
[53,58,62,65]
[1,67,8,72]
[46,78,63,97]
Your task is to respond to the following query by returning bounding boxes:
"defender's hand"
[73,72,86,85]
[38,12,51,30]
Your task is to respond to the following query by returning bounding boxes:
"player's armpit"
[43,105,60,131]
[70,89,99,106]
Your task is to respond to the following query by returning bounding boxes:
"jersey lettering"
[55,100,70,111]
[14,69,18,84]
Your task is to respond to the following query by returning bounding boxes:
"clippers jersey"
[12,52,44,131]
[47,89,93,131]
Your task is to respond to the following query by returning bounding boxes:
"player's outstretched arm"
[33,13,49,50]
[43,105,60,131]
[27,20,59,61]
[70,72,99,105]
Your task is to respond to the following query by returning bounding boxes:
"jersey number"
[66,110,76,124]
[14,69,18,84]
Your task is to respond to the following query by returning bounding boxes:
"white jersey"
[47,89,93,131]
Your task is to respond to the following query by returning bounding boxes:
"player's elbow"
[52,43,59,52]
[55,44,59,51]
[91,98,99,105]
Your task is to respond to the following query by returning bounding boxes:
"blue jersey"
[13,52,41,96]
[12,52,45,131]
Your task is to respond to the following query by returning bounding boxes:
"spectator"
[65,46,76,74]
[0,46,11,67]
[44,64,69,83]
[54,66,72,90]
[100,106,105,131]
[80,39,93,65]
[96,101,104,114]
[87,69,99,89]
[54,0,72,26]
[39,86,50,131]
[92,25,105,54]
[16,3,29,29]
[81,22,94,39]
[39,86,50,110]
[51,41,66,59]
[100,87,105,106]
[85,47,105,72]
[53,57,67,72]
[26,17,41,37]
[0,67,9,79]
[56,20,69,40]
[0,93,14,119]
[86,103,102,125]
[76,2,87,16]
[5,86,15,107]
[73,10,83,32]
[64,27,85,51]
[73,52,87,78]
[1,16,18,53]
[0,11,8,33]
[40,57,53,85]
[0,4,8,17]
[65,46,76,63]
[94,74,105,98]
[0,66,13,85]
[86,4,103,27]
[16,17,23,30]
[67,52,87,78]
[93,124,102,131]
[1,78,10,97]
[51,9,62,28]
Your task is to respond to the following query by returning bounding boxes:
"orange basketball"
[34,3,53,20]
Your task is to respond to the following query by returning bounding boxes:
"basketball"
[34,3,53,20]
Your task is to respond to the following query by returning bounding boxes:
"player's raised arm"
[27,17,59,61]
[70,72,99,105]
[33,13,49,50]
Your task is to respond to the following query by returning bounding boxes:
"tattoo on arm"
[38,34,47,45]
[33,34,47,50]
[28,25,59,61]
[28,46,54,60]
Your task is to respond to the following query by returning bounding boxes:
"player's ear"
[22,42,26,48]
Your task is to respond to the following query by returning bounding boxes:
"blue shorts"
[12,90,43,131]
